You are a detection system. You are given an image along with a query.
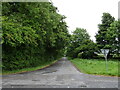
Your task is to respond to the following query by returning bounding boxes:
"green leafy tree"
[95,13,115,49]
[67,28,98,58]
[67,28,89,57]
[106,20,120,57]
[2,2,69,70]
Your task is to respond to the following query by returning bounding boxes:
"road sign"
[101,49,109,58]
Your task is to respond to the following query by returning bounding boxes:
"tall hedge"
[2,2,69,70]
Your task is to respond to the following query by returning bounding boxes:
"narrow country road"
[2,57,118,88]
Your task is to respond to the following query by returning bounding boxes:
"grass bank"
[2,59,58,75]
[70,58,118,76]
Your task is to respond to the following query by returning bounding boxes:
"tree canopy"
[106,20,120,56]
[95,13,120,58]
[2,2,69,70]
[95,13,115,48]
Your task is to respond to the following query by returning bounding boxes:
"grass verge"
[2,59,58,75]
[70,58,118,76]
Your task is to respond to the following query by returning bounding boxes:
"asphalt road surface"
[2,57,118,88]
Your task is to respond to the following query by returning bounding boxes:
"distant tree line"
[67,13,120,59]
[66,28,98,59]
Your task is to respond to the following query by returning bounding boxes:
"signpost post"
[101,49,109,72]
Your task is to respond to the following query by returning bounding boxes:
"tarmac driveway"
[2,57,118,88]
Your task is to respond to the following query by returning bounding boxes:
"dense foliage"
[106,20,120,57]
[95,13,120,58]
[67,28,98,59]
[2,2,69,70]
[95,13,115,48]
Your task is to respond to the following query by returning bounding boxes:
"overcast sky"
[51,0,119,42]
